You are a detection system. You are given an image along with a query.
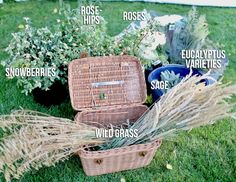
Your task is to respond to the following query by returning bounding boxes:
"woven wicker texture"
[76,104,160,176]
[75,105,148,128]
[69,55,159,176]
[68,55,147,110]
[78,140,161,176]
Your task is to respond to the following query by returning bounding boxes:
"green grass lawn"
[0,1,236,182]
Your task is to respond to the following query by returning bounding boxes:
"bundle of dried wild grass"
[0,111,105,182]
[100,73,236,149]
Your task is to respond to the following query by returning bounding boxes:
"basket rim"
[78,140,162,158]
[68,55,147,111]
[75,104,148,121]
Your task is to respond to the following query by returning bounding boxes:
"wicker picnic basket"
[68,55,161,176]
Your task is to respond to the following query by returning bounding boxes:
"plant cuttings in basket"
[0,73,235,181]
[99,72,236,149]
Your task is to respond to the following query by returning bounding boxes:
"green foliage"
[160,70,182,93]
[3,18,66,95]
[58,7,135,58]
[2,6,138,95]
[2,3,170,95]
[169,7,209,65]
[146,94,153,105]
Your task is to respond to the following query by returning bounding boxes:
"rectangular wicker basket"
[78,140,162,176]
[68,55,161,176]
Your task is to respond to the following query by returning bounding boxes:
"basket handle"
[92,80,124,87]
[94,159,103,165]
[138,151,148,157]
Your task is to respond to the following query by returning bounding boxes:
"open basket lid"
[68,55,147,111]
